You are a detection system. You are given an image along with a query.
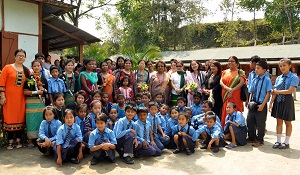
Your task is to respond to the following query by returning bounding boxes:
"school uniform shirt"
[275,72,299,90]
[192,123,224,141]
[165,118,178,136]
[39,119,62,141]
[112,104,125,120]
[113,117,135,139]
[157,112,167,131]
[247,70,257,92]
[106,119,116,130]
[84,113,97,134]
[191,113,221,127]
[147,113,161,134]
[56,123,83,148]
[47,77,66,93]
[225,111,246,127]
[171,124,195,137]
[249,72,272,103]
[190,103,202,117]
[75,116,85,135]
[134,119,152,143]
[88,127,117,148]
[177,106,186,113]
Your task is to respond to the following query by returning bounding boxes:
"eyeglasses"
[16,55,25,58]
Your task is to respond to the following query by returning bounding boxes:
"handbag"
[239,70,248,101]
[248,77,265,111]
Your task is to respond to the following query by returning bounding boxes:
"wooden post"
[38,2,43,52]
[79,44,83,63]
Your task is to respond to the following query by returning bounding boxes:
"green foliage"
[216,21,243,47]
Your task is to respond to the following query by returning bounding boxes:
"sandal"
[7,143,14,150]
[225,143,237,149]
[279,143,289,149]
[173,148,180,154]
[15,141,23,149]
[272,142,281,149]
[186,149,192,155]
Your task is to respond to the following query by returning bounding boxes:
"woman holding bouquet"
[202,61,223,118]
[186,60,206,106]
[135,60,149,92]
[24,60,47,148]
[170,60,187,107]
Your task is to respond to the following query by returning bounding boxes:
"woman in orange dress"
[0,49,32,149]
[99,61,115,102]
[220,56,246,127]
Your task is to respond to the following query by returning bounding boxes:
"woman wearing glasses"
[170,61,187,107]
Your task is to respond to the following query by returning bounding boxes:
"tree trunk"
[231,0,236,21]
[253,8,257,46]
[282,31,286,45]
[283,0,294,43]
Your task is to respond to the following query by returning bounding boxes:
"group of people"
[0,49,298,166]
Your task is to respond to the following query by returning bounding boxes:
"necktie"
[48,122,53,138]
[57,80,61,92]
[100,133,104,142]
[127,121,132,129]
[252,77,260,102]
[143,123,147,140]
[180,127,184,132]
[153,116,157,134]
[65,127,72,147]
[277,76,287,102]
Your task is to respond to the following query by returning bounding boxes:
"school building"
[0,0,100,69]
[161,44,300,84]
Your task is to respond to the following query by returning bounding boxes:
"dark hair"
[206,114,217,122]
[50,65,59,73]
[146,60,155,65]
[43,106,58,120]
[170,106,179,113]
[256,60,269,70]
[75,63,83,71]
[120,75,130,87]
[104,58,112,62]
[110,108,118,113]
[15,49,26,57]
[138,60,146,65]
[202,100,213,108]
[82,59,96,71]
[137,106,148,114]
[76,104,88,112]
[100,61,108,68]
[155,92,163,97]
[53,92,64,102]
[177,97,186,103]
[142,92,151,99]
[155,60,166,69]
[211,61,222,75]
[189,60,202,72]
[117,94,125,100]
[205,111,215,116]
[35,52,44,59]
[90,90,101,98]
[149,101,158,108]
[135,93,143,99]
[228,102,237,109]
[96,113,108,122]
[100,91,108,97]
[31,60,42,67]
[179,112,190,121]
[193,92,202,99]
[125,104,137,112]
[90,100,101,109]
[64,109,75,118]
[64,59,74,67]
[279,58,292,65]
[250,55,261,63]
[124,58,133,66]
[161,103,169,110]
[127,101,137,108]
[116,56,125,69]
[54,59,60,64]
[75,90,87,102]
[228,56,240,68]
[176,60,184,67]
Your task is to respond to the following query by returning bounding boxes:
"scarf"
[78,71,98,90]
[177,70,186,88]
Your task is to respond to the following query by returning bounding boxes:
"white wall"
[0,0,2,29]
[18,35,38,67]
[4,0,38,35]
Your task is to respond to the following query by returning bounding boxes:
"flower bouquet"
[186,82,198,94]
[138,83,148,92]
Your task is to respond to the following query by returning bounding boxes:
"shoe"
[225,143,237,149]
[6,143,14,150]
[90,157,98,165]
[15,142,23,149]
[186,149,192,155]
[172,148,180,154]
[200,144,207,149]
[212,147,219,153]
[252,142,264,147]
[279,143,290,149]
[272,142,281,149]
[122,156,134,164]
[69,158,79,164]
[247,138,256,143]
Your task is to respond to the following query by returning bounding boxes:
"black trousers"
[247,105,267,144]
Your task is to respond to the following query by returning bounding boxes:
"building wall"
[0,0,2,29]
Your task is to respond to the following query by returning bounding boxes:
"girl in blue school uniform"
[164,107,179,149]
[53,92,66,122]
[112,94,126,119]
[89,113,117,165]
[37,106,62,155]
[223,102,247,148]
[107,108,118,130]
[101,92,113,116]
[269,58,299,149]
[55,109,83,166]
[83,100,102,143]
[172,112,196,155]
[75,104,88,149]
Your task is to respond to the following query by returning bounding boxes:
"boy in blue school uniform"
[247,61,272,147]
[135,107,162,157]
[48,65,66,105]
[113,105,139,164]
[223,102,247,148]
[55,109,83,166]
[190,93,202,117]
[89,113,117,165]
[192,114,226,153]
[148,102,170,150]
[177,97,187,112]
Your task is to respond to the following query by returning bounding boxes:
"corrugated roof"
[162,44,300,63]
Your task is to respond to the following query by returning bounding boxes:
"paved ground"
[0,93,300,175]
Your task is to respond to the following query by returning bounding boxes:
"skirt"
[25,97,44,139]
[64,92,75,106]
[171,94,180,107]
[271,94,295,121]
[224,124,247,146]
